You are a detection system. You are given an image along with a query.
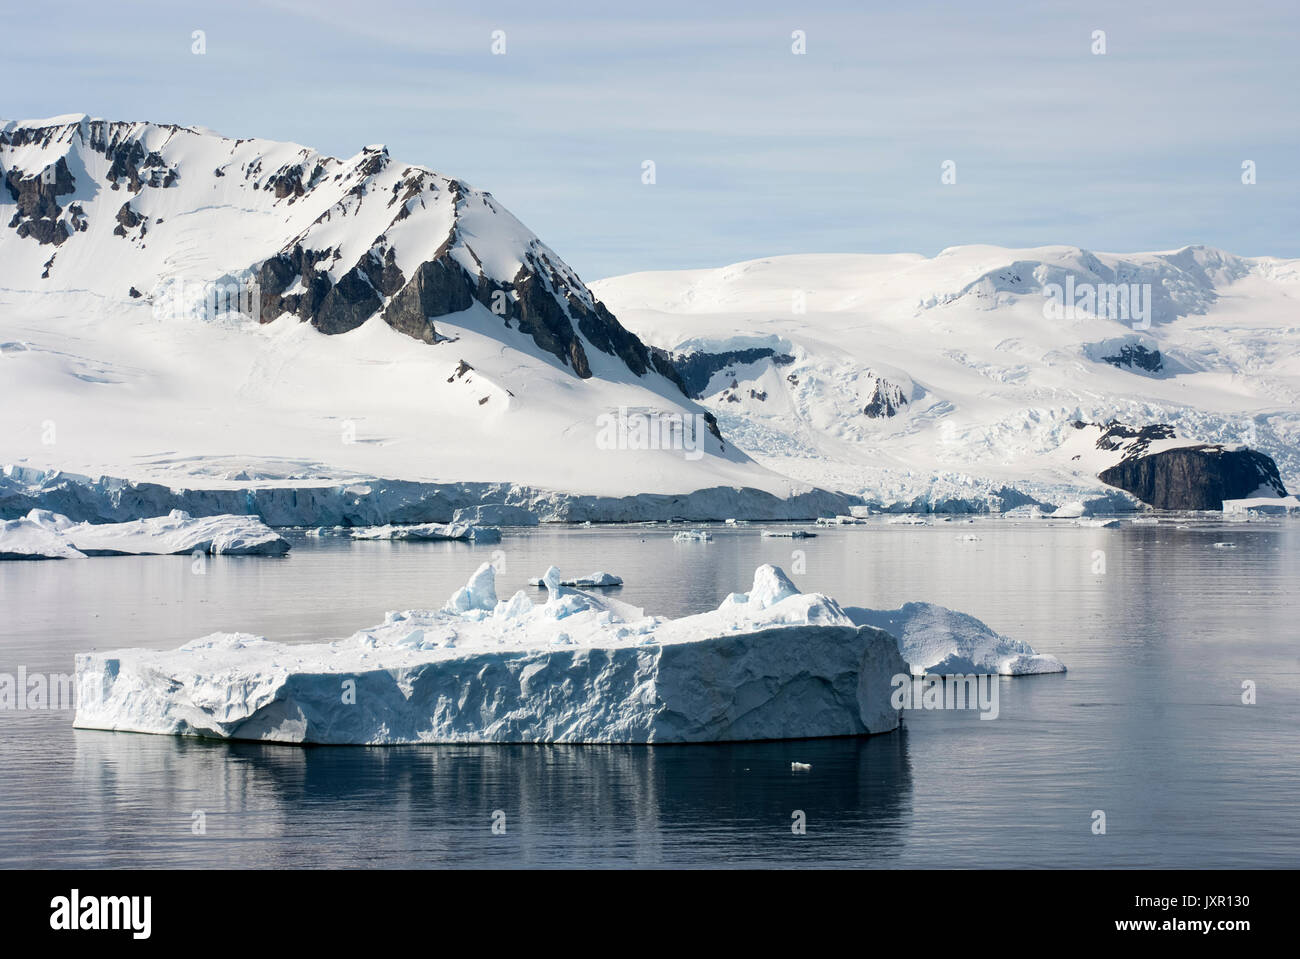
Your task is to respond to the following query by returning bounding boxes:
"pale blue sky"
[6,0,1297,279]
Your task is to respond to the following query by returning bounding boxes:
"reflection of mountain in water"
[70,731,913,867]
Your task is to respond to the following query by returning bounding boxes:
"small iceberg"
[673,529,712,542]
[351,522,501,544]
[816,515,867,526]
[0,509,289,559]
[528,571,623,588]
[761,529,817,538]
[886,515,929,525]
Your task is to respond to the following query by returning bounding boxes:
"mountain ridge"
[1,114,690,397]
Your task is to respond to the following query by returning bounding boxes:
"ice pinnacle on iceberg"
[745,564,800,608]
[443,562,498,614]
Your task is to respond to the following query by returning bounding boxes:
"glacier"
[0,464,858,526]
[593,247,1300,508]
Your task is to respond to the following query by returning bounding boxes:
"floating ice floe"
[0,509,289,559]
[1212,542,1237,549]
[1076,518,1119,528]
[528,571,623,588]
[845,602,1066,676]
[816,515,867,526]
[761,529,817,538]
[672,529,712,542]
[74,563,909,744]
[350,522,501,544]
[886,515,929,525]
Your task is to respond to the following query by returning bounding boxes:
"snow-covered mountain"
[5,116,1295,516]
[0,115,812,503]
[593,247,1300,510]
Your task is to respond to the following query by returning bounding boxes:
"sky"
[5,0,1297,280]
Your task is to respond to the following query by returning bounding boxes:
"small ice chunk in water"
[791,762,811,772]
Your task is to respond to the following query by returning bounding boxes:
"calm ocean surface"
[2,519,1297,868]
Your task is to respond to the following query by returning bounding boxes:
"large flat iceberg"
[0,509,289,559]
[74,564,908,745]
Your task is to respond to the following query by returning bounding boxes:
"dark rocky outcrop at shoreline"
[1099,443,1287,510]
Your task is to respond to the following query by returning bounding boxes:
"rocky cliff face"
[1099,446,1286,510]
[1085,421,1289,509]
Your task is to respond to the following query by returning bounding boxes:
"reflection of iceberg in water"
[71,730,913,867]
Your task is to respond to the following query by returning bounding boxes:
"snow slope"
[593,247,1300,510]
[0,116,811,503]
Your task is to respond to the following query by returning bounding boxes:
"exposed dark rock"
[313,265,381,335]
[1094,421,1175,459]
[648,348,690,395]
[1102,343,1163,373]
[4,156,76,246]
[1099,445,1287,510]
[663,347,791,398]
[508,269,591,377]
[380,256,473,343]
[359,244,406,298]
[266,163,305,199]
[113,201,142,237]
[863,377,908,418]
[128,287,142,298]
[701,411,723,444]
